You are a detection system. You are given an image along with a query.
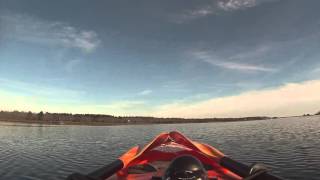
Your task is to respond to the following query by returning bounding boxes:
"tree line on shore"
[0,110,275,124]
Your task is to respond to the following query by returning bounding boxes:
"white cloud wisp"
[171,0,272,23]
[138,89,153,96]
[218,0,257,11]
[191,50,276,72]
[0,13,100,52]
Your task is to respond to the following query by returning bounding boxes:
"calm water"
[0,116,320,180]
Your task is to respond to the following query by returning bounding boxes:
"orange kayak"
[67,131,282,180]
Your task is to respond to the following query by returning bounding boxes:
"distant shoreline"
[0,117,275,126]
[0,110,277,126]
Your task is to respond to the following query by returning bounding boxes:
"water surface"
[0,116,320,180]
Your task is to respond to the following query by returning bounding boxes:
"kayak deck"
[67,131,283,180]
[108,132,242,180]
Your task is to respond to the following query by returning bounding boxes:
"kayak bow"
[67,131,282,180]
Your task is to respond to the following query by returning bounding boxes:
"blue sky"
[1,0,320,117]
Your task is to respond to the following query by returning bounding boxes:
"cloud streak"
[0,13,100,52]
[218,0,257,11]
[191,50,276,72]
[171,0,274,23]
[171,5,216,23]
[138,89,153,96]
[212,61,276,72]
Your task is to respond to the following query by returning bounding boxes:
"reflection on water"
[0,116,320,180]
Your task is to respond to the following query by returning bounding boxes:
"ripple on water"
[0,116,320,180]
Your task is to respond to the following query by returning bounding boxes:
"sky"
[1,0,320,118]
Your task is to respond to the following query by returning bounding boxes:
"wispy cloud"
[228,45,271,60]
[0,13,100,52]
[150,80,320,118]
[217,0,257,11]
[138,89,153,96]
[171,5,216,23]
[212,61,276,72]
[170,0,274,23]
[191,50,276,72]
